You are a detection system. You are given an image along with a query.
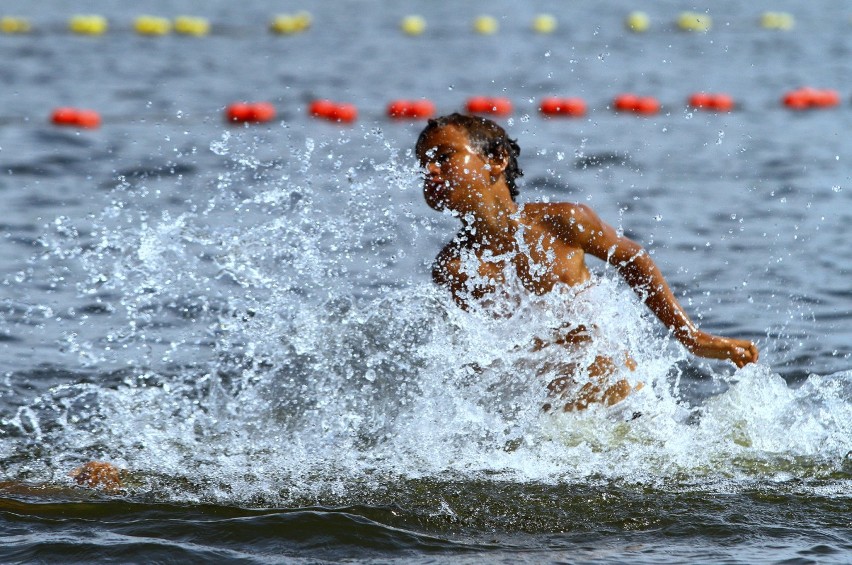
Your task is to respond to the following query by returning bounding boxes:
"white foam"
[6,134,850,503]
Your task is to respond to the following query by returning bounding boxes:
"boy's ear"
[488,151,510,180]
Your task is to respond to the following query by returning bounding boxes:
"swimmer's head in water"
[416,113,523,201]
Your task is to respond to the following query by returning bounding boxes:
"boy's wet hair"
[417,113,523,201]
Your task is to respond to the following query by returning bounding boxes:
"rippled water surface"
[0,0,851,562]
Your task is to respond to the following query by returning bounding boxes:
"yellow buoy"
[400,15,426,36]
[270,15,297,34]
[677,11,712,32]
[270,12,311,35]
[69,15,108,35]
[134,15,171,36]
[294,11,312,31]
[473,15,498,35]
[531,14,557,34]
[625,11,650,33]
[0,16,31,34]
[760,12,794,30]
[174,16,210,36]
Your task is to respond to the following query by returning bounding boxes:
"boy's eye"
[418,146,452,168]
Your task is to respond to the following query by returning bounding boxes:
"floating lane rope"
[0,12,842,36]
[28,89,851,131]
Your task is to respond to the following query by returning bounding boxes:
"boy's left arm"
[552,204,758,367]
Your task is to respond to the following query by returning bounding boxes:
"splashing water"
[2,129,850,508]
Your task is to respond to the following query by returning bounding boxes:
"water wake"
[2,131,850,506]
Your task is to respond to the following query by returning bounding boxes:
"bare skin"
[417,124,759,411]
[70,461,124,492]
[0,461,126,494]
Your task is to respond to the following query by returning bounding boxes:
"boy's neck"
[460,180,520,251]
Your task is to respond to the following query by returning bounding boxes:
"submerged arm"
[552,204,758,367]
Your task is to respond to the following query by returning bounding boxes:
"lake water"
[0,0,850,562]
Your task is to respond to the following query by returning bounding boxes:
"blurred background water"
[0,1,850,562]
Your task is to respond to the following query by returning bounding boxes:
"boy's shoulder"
[522,201,601,225]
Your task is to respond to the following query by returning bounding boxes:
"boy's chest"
[468,235,590,295]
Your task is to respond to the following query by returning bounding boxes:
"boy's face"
[416,125,494,213]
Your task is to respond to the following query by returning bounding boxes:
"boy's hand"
[684,331,759,367]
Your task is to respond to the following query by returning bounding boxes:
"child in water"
[63,112,759,491]
[415,113,758,411]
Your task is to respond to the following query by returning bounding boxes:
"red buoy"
[50,107,101,128]
[331,103,358,123]
[813,89,840,108]
[783,87,840,110]
[634,96,660,114]
[226,102,277,123]
[490,97,512,115]
[688,92,735,112]
[226,102,254,123]
[711,93,735,112]
[613,94,659,114]
[51,107,79,126]
[466,96,491,113]
[465,96,512,115]
[782,90,809,110]
[687,92,713,109]
[387,99,435,119]
[309,100,356,122]
[251,102,277,122]
[539,97,586,117]
[613,94,639,112]
[309,99,336,118]
[75,109,102,128]
[387,100,408,118]
[410,99,436,118]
